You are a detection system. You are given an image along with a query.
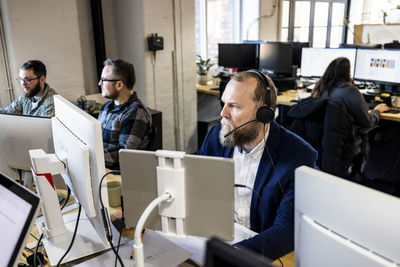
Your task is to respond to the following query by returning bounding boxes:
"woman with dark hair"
[285,57,389,178]
[311,57,388,123]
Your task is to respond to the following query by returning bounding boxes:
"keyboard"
[385,109,400,114]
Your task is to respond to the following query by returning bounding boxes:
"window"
[195,0,259,60]
[281,0,348,48]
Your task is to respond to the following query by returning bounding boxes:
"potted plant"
[196,55,214,85]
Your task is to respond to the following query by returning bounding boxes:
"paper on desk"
[167,223,257,266]
[75,230,192,267]
[294,92,311,100]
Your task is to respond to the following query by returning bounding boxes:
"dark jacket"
[284,97,355,177]
[283,97,327,167]
[321,100,355,177]
[198,121,317,260]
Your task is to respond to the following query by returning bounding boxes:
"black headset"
[247,69,275,124]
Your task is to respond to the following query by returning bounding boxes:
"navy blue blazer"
[198,121,317,260]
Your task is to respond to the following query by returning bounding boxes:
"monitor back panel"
[0,114,53,174]
[295,166,400,266]
[120,149,234,241]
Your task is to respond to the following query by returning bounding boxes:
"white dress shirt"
[233,129,270,228]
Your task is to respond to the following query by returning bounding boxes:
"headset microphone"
[223,119,257,138]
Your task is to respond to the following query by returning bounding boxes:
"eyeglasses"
[99,79,120,84]
[17,77,40,83]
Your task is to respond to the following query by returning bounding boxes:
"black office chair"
[362,126,400,196]
[146,125,160,151]
[284,98,368,179]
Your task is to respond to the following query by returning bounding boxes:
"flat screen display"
[0,173,39,267]
[354,49,400,84]
[301,48,356,77]
[259,42,293,73]
[218,43,259,69]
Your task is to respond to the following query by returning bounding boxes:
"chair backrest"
[321,101,355,177]
[283,97,327,166]
[146,125,160,151]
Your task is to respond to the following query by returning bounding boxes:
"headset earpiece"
[247,69,275,124]
[256,105,275,124]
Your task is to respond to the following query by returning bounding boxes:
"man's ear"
[40,75,46,87]
[115,80,124,90]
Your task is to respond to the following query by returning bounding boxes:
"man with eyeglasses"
[97,58,152,170]
[0,60,57,117]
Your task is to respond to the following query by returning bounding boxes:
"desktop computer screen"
[295,166,400,266]
[301,48,357,77]
[0,172,40,267]
[354,49,400,84]
[52,95,108,240]
[259,42,293,74]
[0,114,53,180]
[218,43,259,69]
[292,42,309,68]
[30,95,110,265]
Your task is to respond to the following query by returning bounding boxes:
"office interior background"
[0,0,399,153]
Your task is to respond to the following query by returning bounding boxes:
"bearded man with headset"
[198,70,317,260]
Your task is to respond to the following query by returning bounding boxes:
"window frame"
[196,0,259,60]
[285,0,349,47]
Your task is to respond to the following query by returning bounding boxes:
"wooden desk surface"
[196,82,220,96]
[380,110,400,122]
[277,90,302,106]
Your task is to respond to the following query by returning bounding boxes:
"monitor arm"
[133,150,187,267]
[29,149,67,244]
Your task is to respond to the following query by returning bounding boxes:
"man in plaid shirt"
[98,58,152,170]
[0,60,57,117]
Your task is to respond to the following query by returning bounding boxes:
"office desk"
[25,177,295,266]
[196,82,220,96]
[380,110,400,122]
[277,90,303,106]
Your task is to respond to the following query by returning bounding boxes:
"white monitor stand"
[29,149,110,266]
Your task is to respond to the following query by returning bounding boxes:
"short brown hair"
[104,58,136,90]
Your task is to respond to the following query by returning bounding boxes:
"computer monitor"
[295,166,400,266]
[384,42,400,49]
[29,95,110,265]
[259,42,293,74]
[292,42,309,68]
[339,43,382,49]
[300,48,357,77]
[0,172,40,267]
[354,49,400,85]
[120,149,234,266]
[120,149,234,239]
[204,236,274,267]
[218,43,259,70]
[0,114,53,180]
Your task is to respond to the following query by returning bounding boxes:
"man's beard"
[219,118,260,147]
[25,82,41,98]
[103,88,119,100]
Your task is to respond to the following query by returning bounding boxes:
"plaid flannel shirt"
[98,92,152,170]
[0,84,57,117]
